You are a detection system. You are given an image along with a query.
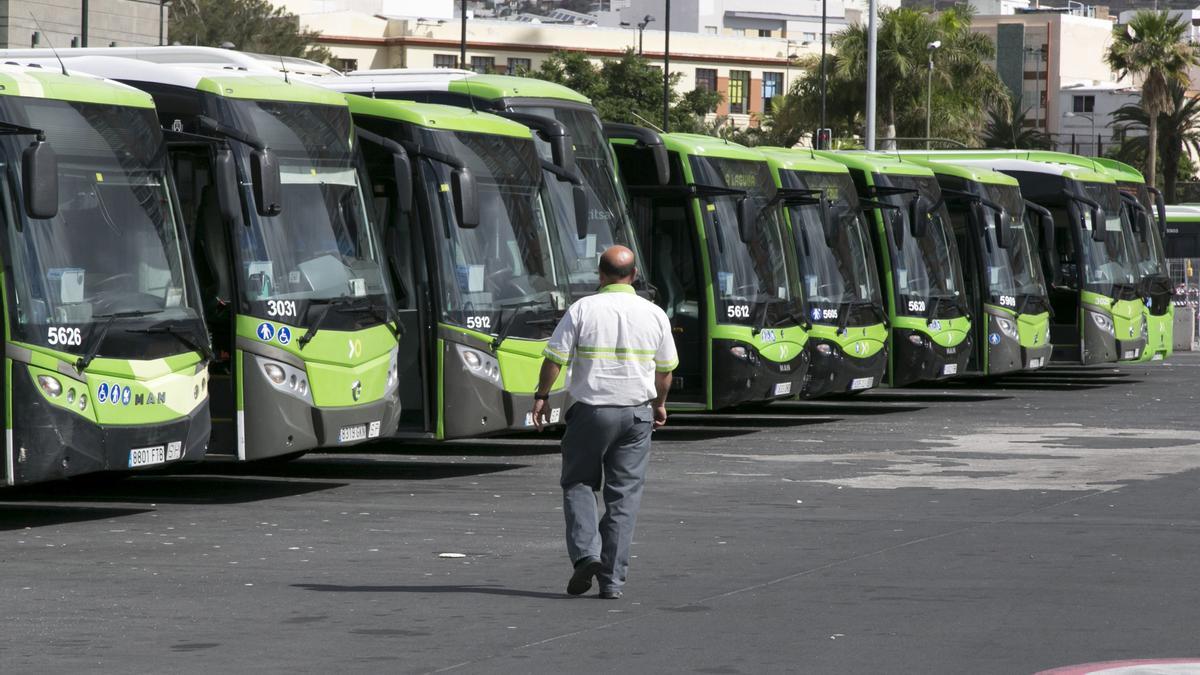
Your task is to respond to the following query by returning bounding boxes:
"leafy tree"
[1112,81,1200,201]
[169,0,332,62]
[780,54,866,145]
[982,97,1052,149]
[1105,10,1200,190]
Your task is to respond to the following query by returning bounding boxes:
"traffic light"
[814,128,832,150]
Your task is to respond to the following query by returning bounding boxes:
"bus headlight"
[78,394,87,411]
[814,343,833,355]
[386,348,399,390]
[730,345,749,359]
[258,358,312,403]
[1140,318,1148,339]
[456,344,502,386]
[36,375,62,397]
[995,317,1018,340]
[907,333,926,346]
[1089,311,1115,336]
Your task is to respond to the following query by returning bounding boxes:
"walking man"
[530,246,677,599]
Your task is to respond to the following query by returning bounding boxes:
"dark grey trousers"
[560,402,654,592]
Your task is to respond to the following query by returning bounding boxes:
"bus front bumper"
[441,365,570,439]
[891,328,972,387]
[711,338,809,409]
[801,340,888,398]
[1023,343,1054,371]
[9,367,210,486]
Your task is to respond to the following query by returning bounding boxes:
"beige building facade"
[1,0,168,49]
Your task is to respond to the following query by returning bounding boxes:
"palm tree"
[1105,10,1200,189]
[1112,81,1200,201]
[983,97,1052,149]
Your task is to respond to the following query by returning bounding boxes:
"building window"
[508,57,532,74]
[333,58,358,73]
[695,68,717,92]
[434,54,458,69]
[732,28,746,37]
[762,71,783,112]
[705,25,718,35]
[1072,95,1095,113]
[758,29,772,38]
[728,70,750,114]
[470,56,495,74]
[803,32,817,41]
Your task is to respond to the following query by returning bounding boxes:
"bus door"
[1045,201,1083,360]
[945,198,985,372]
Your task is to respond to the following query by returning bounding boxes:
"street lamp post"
[1064,111,1097,156]
[460,0,467,68]
[662,0,670,132]
[637,15,654,55]
[820,0,827,132]
[926,40,941,150]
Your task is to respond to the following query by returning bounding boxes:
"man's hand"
[652,403,668,429]
[531,398,549,431]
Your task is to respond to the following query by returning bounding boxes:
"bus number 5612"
[727,305,751,319]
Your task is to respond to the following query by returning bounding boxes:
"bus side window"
[1050,207,1077,289]
[171,150,232,311]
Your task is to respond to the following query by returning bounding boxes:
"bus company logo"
[351,380,362,402]
[854,342,865,355]
[989,333,1001,345]
[257,322,275,342]
[348,338,363,359]
[134,391,167,406]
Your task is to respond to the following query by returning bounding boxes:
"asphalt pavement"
[4,354,1200,674]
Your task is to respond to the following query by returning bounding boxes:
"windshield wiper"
[75,309,165,372]
[126,322,215,363]
[298,296,371,349]
[924,295,944,326]
[491,300,560,350]
[834,300,886,334]
[752,297,782,336]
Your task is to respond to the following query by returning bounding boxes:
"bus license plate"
[773,382,792,396]
[850,377,874,390]
[1028,357,1044,369]
[1152,354,1164,361]
[943,364,958,376]
[339,424,368,443]
[128,445,165,468]
[1123,350,1138,359]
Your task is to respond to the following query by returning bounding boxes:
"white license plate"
[773,382,792,396]
[128,445,165,468]
[1152,354,1164,361]
[338,424,368,443]
[1028,357,1044,369]
[850,377,874,390]
[1122,350,1138,359]
[942,364,958,376]
[368,420,382,438]
[166,441,183,461]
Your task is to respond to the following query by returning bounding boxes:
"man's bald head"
[598,245,637,285]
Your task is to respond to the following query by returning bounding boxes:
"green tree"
[782,54,866,145]
[169,0,332,62]
[1105,10,1200,190]
[1112,81,1200,201]
[982,97,1052,149]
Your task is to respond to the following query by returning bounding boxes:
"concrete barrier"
[1175,306,1196,351]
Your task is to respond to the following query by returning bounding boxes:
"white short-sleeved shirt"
[543,284,678,406]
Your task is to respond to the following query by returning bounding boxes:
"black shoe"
[598,589,622,600]
[567,558,602,596]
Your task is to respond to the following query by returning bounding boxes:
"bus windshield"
[220,99,391,327]
[876,173,966,316]
[690,156,804,328]
[1119,181,1169,281]
[3,98,202,358]
[508,103,641,294]
[783,170,882,325]
[1078,181,1138,299]
[418,128,568,339]
[978,182,1048,305]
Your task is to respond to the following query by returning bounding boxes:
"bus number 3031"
[48,326,82,346]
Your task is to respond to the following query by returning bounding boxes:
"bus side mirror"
[909,195,929,239]
[573,183,589,239]
[995,208,1011,249]
[392,150,413,215]
[890,209,905,249]
[214,149,242,226]
[1150,186,1167,235]
[651,144,669,186]
[452,167,480,228]
[22,140,58,220]
[1091,207,1106,242]
[821,197,838,245]
[737,197,755,243]
[250,148,282,217]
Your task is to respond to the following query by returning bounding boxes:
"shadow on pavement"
[849,391,1013,403]
[754,402,927,416]
[668,415,842,428]
[362,439,562,458]
[2,475,346,505]
[210,457,527,481]
[293,583,568,600]
[651,427,761,442]
[0,503,154,530]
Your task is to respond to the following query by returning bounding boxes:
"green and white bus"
[10,54,406,460]
[344,95,574,438]
[0,65,210,485]
[758,147,888,397]
[818,152,971,387]
[926,156,1144,364]
[319,70,655,299]
[901,158,1053,375]
[612,134,809,409]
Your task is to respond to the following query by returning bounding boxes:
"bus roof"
[662,133,766,163]
[756,146,852,175]
[814,151,935,177]
[0,54,348,106]
[1165,204,1200,222]
[0,63,154,109]
[899,157,1020,187]
[0,45,337,78]
[331,69,593,105]
[345,94,533,139]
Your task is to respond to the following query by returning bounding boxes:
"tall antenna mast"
[28,13,68,76]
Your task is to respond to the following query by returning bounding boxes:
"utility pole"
[81,0,89,47]
[926,41,941,150]
[460,0,467,68]
[866,0,878,150]
[820,0,827,132]
[662,0,671,132]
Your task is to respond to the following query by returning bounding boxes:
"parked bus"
[818,152,971,387]
[345,94,574,438]
[0,53,407,460]
[757,147,888,397]
[902,158,1053,375]
[317,70,661,298]
[612,134,809,409]
[0,64,210,485]
[922,156,1144,365]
